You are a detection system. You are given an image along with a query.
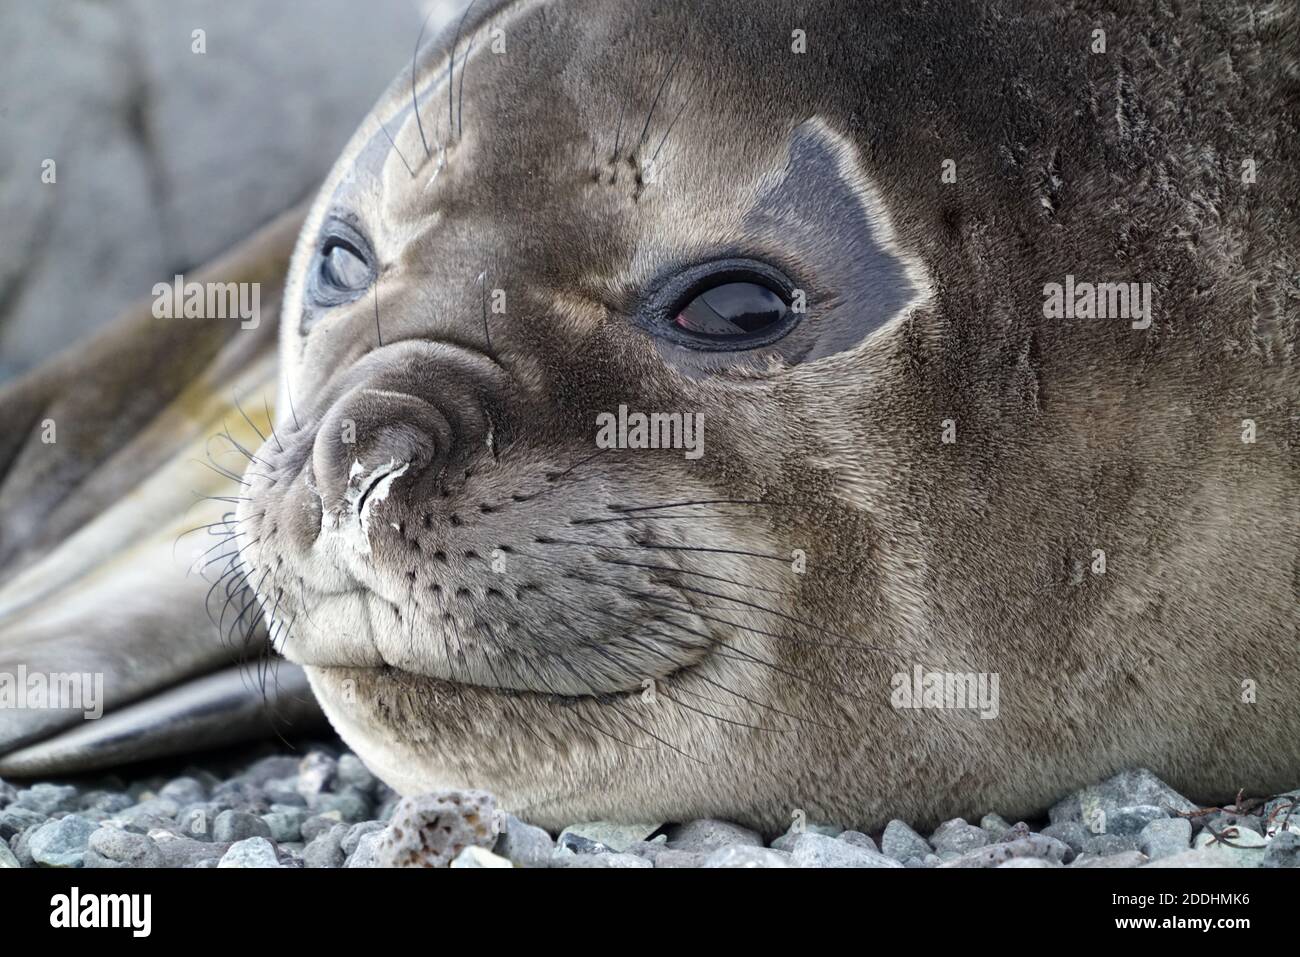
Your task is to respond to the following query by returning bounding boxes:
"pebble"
[344,831,385,868]
[13,783,80,815]
[930,818,990,854]
[702,845,792,868]
[791,832,902,868]
[838,830,878,852]
[880,819,931,861]
[1107,804,1168,835]
[243,755,300,785]
[159,777,207,806]
[770,820,842,851]
[663,818,762,851]
[80,791,134,814]
[0,838,18,868]
[264,777,307,807]
[622,842,705,868]
[1048,768,1196,827]
[303,825,348,868]
[553,850,652,868]
[301,812,345,843]
[209,780,268,814]
[494,814,556,868]
[336,754,377,792]
[342,820,385,856]
[262,807,308,843]
[218,836,281,868]
[84,827,165,868]
[1040,821,1089,855]
[308,787,371,823]
[11,826,37,866]
[0,806,46,840]
[214,809,273,843]
[1138,817,1192,860]
[375,790,499,868]
[939,835,1069,868]
[179,804,220,839]
[297,752,337,798]
[996,821,1034,844]
[28,815,97,867]
[980,813,1013,840]
[1144,828,1270,868]
[1072,851,1150,868]
[148,832,227,868]
[998,857,1059,868]
[557,832,609,855]
[451,846,513,868]
[557,821,662,852]
[1082,833,1138,857]
[1261,830,1300,868]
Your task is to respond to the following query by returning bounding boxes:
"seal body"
[235,0,1300,831]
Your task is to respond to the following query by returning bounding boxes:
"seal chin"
[304,666,469,798]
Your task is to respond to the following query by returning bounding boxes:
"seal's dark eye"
[639,258,798,351]
[675,282,789,338]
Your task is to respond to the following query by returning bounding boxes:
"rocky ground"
[1,741,1297,868]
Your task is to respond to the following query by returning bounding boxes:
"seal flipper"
[0,665,321,778]
[0,204,327,775]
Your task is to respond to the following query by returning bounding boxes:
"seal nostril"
[311,388,450,520]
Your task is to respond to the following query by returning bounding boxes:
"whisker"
[609,498,771,513]
[609,700,707,764]
[233,395,269,447]
[478,270,492,353]
[596,556,790,597]
[262,396,285,453]
[456,30,478,139]
[448,0,480,138]
[659,685,787,734]
[411,5,441,158]
[635,38,688,152]
[284,381,302,431]
[694,672,846,732]
[378,120,416,178]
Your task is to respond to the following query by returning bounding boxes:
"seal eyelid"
[307,217,377,309]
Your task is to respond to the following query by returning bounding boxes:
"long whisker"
[411,5,441,158]
[448,0,480,137]
[635,38,688,152]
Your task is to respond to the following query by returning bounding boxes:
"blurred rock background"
[0,0,462,381]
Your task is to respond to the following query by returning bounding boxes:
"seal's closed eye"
[305,216,376,317]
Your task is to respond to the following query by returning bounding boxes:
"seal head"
[237,0,1300,831]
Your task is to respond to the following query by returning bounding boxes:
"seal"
[1,0,1296,834]
[229,0,1300,832]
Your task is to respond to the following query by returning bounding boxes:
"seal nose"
[311,388,451,519]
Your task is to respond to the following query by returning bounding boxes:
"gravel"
[881,819,932,861]
[2,756,1297,869]
[219,837,282,868]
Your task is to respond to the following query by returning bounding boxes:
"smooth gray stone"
[218,837,281,868]
[29,815,96,867]
[702,846,793,868]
